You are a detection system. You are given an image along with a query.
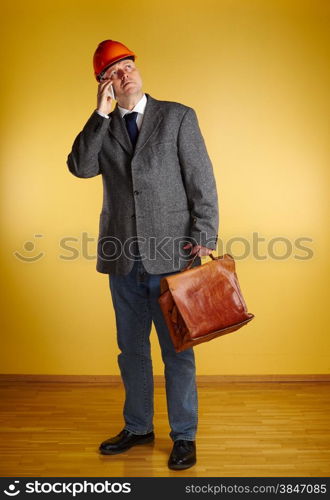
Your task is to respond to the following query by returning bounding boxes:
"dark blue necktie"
[124,112,139,147]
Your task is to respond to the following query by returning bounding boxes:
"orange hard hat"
[93,40,136,81]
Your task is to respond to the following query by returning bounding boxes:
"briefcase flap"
[160,254,253,339]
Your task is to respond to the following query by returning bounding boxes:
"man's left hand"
[183,243,213,257]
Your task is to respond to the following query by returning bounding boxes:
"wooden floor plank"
[0,381,329,477]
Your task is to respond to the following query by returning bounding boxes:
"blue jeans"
[108,253,200,442]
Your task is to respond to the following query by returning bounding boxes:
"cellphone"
[108,83,115,100]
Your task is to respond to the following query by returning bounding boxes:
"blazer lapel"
[108,105,133,155]
[108,93,163,156]
[134,94,164,153]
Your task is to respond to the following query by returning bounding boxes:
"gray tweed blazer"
[67,93,219,275]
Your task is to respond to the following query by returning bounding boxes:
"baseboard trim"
[0,374,329,384]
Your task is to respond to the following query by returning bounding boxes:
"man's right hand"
[97,79,114,115]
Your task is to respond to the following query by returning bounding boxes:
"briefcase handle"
[181,252,217,272]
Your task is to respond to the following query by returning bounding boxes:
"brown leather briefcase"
[158,253,254,352]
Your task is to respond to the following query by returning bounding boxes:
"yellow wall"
[1,0,329,375]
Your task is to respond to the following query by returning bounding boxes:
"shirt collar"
[118,93,147,117]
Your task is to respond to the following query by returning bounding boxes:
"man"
[67,40,219,470]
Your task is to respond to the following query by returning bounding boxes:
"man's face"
[100,58,143,100]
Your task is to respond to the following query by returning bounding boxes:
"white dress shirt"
[96,93,147,131]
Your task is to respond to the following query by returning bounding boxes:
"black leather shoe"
[99,429,155,455]
[168,440,196,470]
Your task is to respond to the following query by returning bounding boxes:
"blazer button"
[134,190,139,195]
[131,214,136,219]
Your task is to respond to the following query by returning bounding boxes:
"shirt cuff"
[96,110,109,119]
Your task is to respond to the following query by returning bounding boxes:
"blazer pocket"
[151,141,174,147]
[166,208,190,214]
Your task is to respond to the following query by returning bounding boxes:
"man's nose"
[118,69,129,79]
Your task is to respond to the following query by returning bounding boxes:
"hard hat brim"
[95,55,136,81]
